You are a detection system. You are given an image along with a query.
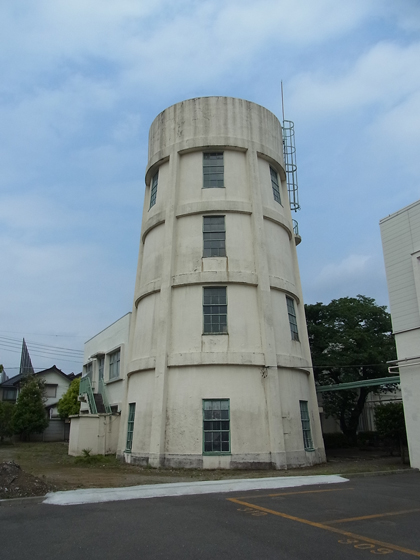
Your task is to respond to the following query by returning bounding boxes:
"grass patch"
[74,454,115,466]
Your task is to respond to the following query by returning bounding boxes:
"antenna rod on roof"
[281,81,285,123]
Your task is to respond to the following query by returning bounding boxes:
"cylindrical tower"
[119,97,325,469]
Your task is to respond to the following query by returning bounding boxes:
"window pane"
[149,171,158,209]
[203,399,230,454]
[203,216,226,257]
[286,296,299,341]
[126,403,136,452]
[270,166,281,204]
[203,153,224,188]
[299,400,313,450]
[203,287,227,334]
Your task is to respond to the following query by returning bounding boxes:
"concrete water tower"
[119,96,325,469]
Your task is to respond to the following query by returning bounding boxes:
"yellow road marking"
[234,487,354,500]
[228,497,420,558]
[325,509,420,525]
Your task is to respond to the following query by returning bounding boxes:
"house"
[380,199,420,469]
[0,365,79,442]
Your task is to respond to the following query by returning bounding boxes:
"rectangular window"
[109,349,120,380]
[300,400,314,450]
[85,362,92,379]
[286,296,299,341]
[203,216,226,257]
[98,356,104,380]
[270,166,281,204]
[203,287,227,334]
[203,399,230,454]
[126,403,136,452]
[149,171,158,209]
[203,152,224,188]
[3,388,17,401]
[44,385,57,398]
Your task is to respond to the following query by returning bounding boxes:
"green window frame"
[109,349,120,380]
[98,356,104,381]
[203,287,227,334]
[203,152,224,188]
[125,403,136,452]
[299,400,314,451]
[203,216,226,257]
[270,166,281,204]
[286,296,299,341]
[149,171,158,209]
[203,399,230,454]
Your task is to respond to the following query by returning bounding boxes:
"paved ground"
[1,471,419,560]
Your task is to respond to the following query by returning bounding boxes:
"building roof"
[0,365,72,388]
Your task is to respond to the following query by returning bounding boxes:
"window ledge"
[106,377,123,385]
[305,448,315,453]
[203,452,231,456]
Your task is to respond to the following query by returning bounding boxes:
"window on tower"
[149,171,158,209]
[203,287,227,334]
[203,399,230,454]
[203,153,224,188]
[125,403,136,452]
[270,166,281,204]
[286,296,299,341]
[299,400,314,451]
[203,216,226,257]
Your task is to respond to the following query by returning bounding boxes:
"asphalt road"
[1,472,419,560]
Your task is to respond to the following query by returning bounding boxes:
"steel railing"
[99,379,112,414]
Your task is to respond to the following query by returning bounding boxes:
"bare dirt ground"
[0,441,411,499]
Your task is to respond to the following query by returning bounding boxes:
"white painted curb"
[43,474,348,506]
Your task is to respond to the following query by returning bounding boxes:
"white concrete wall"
[121,97,325,469]
[69,414,120,456]
[381,200,420,469]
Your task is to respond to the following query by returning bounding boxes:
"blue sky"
[1,0,419,375]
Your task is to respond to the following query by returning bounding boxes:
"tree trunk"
[339,387,369,444]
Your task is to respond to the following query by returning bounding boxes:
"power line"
[0,345,83,361]
[0,330,87,338]
[0,335,83,356]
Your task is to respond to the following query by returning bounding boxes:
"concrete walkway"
[43,474,348,506]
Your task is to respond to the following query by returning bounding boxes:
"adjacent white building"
[69,313,131,456]
[380,200,420,469]
[110,96,324,469]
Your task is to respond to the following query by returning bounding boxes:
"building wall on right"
[380,199,420,469]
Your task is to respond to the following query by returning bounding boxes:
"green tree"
[0,401,15,441]
[305,295,397,441]
[375,402,407,463]
[57,378,81,419]
[12,376,49,440]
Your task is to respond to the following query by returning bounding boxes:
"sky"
[1,0,419,376]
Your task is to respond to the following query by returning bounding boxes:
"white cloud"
[289,41,420,117]
[367,90,420,179]
[305,254,390,305]
[316,254,370,283]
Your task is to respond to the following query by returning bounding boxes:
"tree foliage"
[0,402,14,441]
[11,376,49,439]
[57,378,81,419]
[305,295,397,440]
